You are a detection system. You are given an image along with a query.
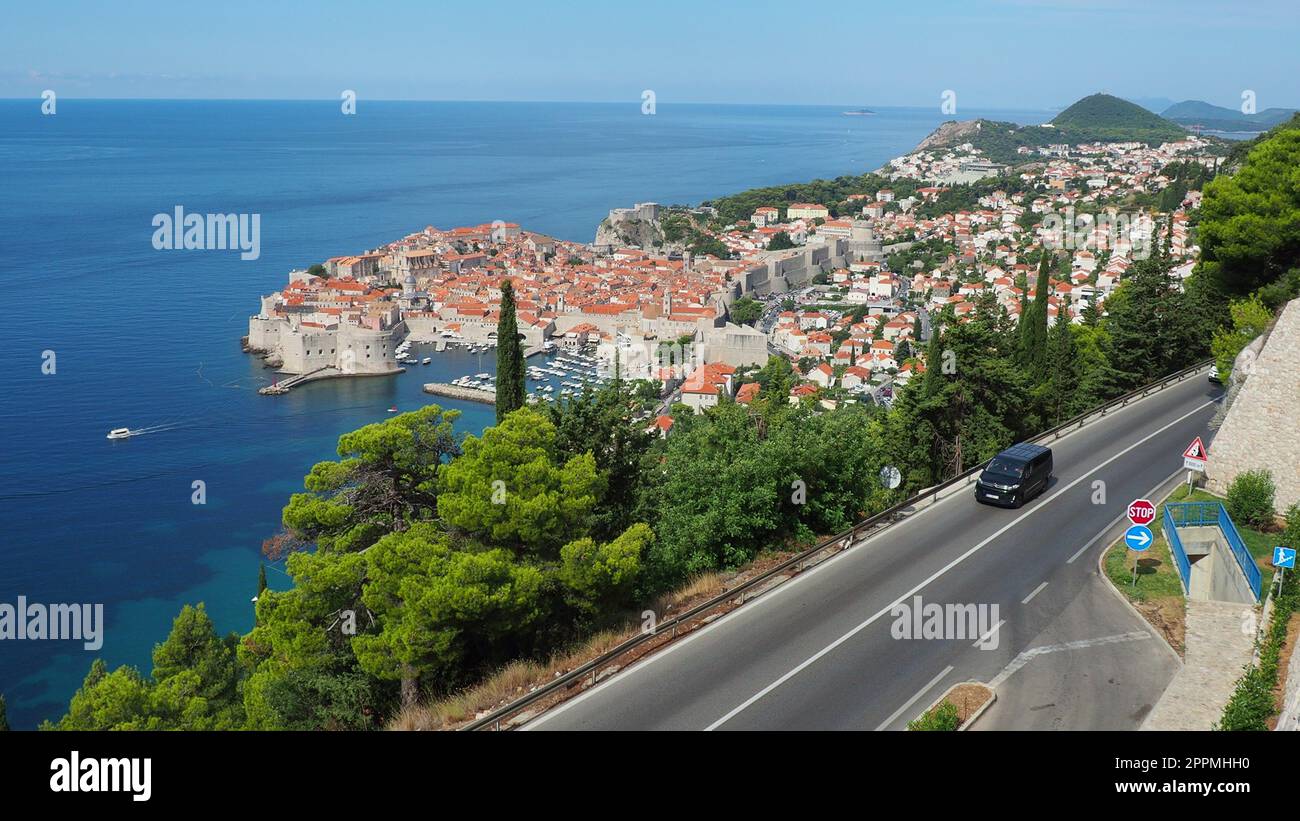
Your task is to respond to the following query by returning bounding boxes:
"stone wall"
[1206,296,1300,513]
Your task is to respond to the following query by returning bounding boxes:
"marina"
[399,339,609,406]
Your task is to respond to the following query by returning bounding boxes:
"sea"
[0,99,1054,728]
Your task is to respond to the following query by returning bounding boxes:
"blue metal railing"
[1217,504,1262,601]
[1165,501,1261,601]
[1163,506,1191,594]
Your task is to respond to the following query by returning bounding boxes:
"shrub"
[1218,565,1300,730]
[908,700,960,731]
[1282,504,1300,552]
[1226,469,1276,529]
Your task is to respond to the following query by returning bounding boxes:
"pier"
[259,366,403,395]
[423,382,496,404]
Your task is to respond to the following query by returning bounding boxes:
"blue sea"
[0,99,1051,728]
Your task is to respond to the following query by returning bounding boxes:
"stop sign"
[1127,498,1156,526]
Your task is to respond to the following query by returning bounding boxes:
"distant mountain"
[1125,96,1178,115]
[1050,93,1187,142]
[1161,99,1296,133]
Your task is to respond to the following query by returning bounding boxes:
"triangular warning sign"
[1183,437,1207,461]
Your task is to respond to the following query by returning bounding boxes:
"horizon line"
[0,95,1073,111]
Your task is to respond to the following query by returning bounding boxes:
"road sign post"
[1127,499,1156,526]
[1125,524,1153,586]
[1183,437,1208,474]
[1274,546,1297,594]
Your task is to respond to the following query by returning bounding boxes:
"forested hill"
[1162,99,1297,133]
[1049,93,1188,142]
[914,94,1191,166]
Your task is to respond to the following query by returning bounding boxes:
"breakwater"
[423,382,496,404]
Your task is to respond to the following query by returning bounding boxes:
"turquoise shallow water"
[0,99,1051,727]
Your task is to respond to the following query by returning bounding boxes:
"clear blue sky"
[4,0,1297,110]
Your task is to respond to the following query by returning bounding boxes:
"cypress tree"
[0,693,9,731]
[257,563,267,596]
[1019,253,1051,380]
[495,280,526,422]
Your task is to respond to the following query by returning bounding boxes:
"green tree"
[279,406,461,555]
[559,522,653,625]
[0,694,8,731]
[887,310,1031,489]
[437,407,605,556]
[1211,295,1273,378]
[255,665,384,731]
[354,524,547,701]
[767,231,796,251]
[1043,317,1082,424]
[547,382,656,541]
[1100,253,1184,391]
[495,280,527,422]
[730,296,764,325]
[1018,254,1051,380]
[1199,126,1300,295]
[240,548,383,729]
[151,604,240,711]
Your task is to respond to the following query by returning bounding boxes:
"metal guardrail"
[1166,501,1262,601]
[462,358,1214,730]
[1163,505,1192,594]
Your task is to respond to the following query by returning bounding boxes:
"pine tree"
[1044,316,1080,423]
[495,280,527,422]
[1102,253,1180,390]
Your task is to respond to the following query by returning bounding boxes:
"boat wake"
[108,421,185,439]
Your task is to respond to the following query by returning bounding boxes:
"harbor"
[406,339,611,406]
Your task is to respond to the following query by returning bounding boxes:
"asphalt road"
[529,370,1223,730]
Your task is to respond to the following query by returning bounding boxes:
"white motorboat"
[106,427,132,440]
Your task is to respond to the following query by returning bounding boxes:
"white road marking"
[988,631,1152,689]
[973,619,1005,647]
[874,665,954,731]
[527,385,1211,731]
[1068,510,1129,563]
[1067,466,1186,564]
[1021,582,1048,604]
[703,398,1217,731]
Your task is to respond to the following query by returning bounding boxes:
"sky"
[3,0,1298,110]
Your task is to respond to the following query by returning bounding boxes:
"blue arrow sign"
[1124,525,1153,551]
[1274,547,1297,569]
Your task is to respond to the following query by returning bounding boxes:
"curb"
[1096,467,1188,670]
[914,681,996,731]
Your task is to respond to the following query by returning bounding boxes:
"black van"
[975,443,1053,508]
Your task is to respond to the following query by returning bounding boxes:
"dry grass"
[390,571,729,731]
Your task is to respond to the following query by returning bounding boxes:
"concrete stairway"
[1143,599,1256,730]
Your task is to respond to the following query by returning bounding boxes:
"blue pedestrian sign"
[1274,547,1297,569]
[1124,525,1154,551]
